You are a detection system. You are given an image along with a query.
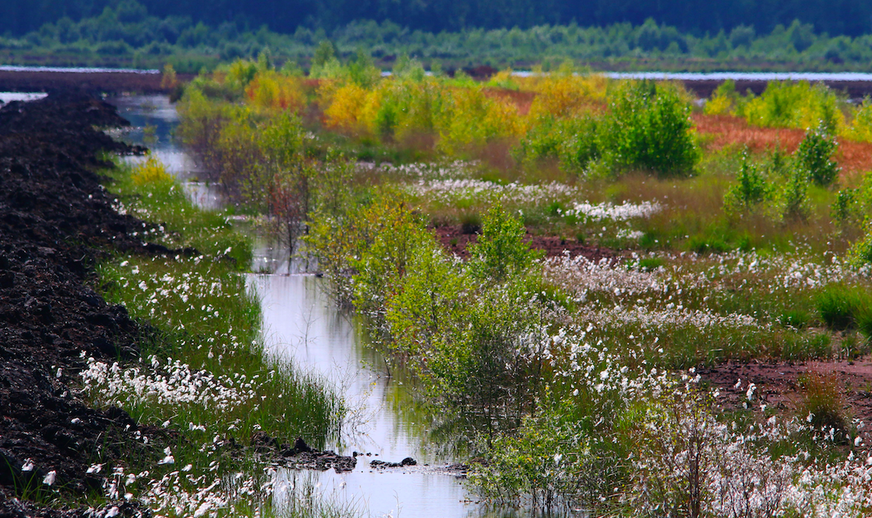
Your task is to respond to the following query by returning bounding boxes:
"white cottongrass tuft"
[564,200,662,221]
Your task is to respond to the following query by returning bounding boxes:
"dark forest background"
[3,0,871,37]
[2,0,871,72]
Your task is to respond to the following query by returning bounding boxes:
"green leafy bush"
[601,81,699,177]
[516,115,600,174]
[467,203,543,282]
[795,125,841,187]
[741,81,844,134]
[470,408,609,511]
[847,219,872,268]
[779,167,810,221]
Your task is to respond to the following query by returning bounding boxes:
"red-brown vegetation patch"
[693,113,805,154]
[482,87,537,116]
[836,140,872,181]
[694,113,872,177]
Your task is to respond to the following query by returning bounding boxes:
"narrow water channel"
[108,94,507,518]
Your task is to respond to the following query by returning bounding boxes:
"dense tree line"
[3,0,872,73]
[2,0,871,39]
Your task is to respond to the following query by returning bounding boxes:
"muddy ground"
[0,90,166,516]
[432,224,620,262]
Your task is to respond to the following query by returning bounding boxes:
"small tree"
[780,167,810,221]
[724,150,773,214]
[468,202,543,282]
[602,80,699,177]
[796,124,840,187]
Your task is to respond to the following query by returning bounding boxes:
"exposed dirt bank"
[0,91,162,516]
[0,91,354,516]
[700,358,872,444]
[432,224,621,262]
[681,79,872,100]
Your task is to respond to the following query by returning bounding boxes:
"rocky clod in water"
[249,432,357,473]
[370,457,418,469]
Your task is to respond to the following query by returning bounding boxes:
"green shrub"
[467,203,542,282]
[779,167,810,221]
[348,194,427,323]
[724,151,774,214]
[558,116,601,173]
[741,81,844,133]
[601,80,699,177]
[847,218,872,268]
[832,188,858,225]
[795,125,841,187]
[470,407,613,511]
[516,115,600,174]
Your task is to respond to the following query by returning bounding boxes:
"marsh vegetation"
[156,53,872,517]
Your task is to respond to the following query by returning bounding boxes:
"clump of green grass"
[628,256,664,272]
[778,309,811,329]
[797,370,849,442]
[816,284,872,331]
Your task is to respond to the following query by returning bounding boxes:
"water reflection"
[247,271,486,518]
[0,92,48,103]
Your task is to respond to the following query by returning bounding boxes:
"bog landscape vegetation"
[70,51,872,516]
[6,1,872,517]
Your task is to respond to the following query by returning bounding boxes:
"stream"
[108,94,511,518]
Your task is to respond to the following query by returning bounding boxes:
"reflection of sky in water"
[107,95,199,175]
[0,92,48,103]
[107,95,223,211]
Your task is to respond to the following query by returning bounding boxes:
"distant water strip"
[0,65,159,74]
[4,65,872,82]
[605,71,872,82]
[509,71,872,81]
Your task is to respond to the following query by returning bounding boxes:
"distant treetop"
[2,0,871,38]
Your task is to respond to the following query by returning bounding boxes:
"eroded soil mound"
[0,91,159,516]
